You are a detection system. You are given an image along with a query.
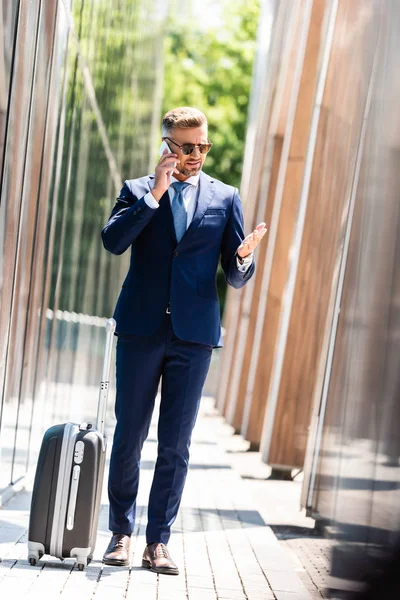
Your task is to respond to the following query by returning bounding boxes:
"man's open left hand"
[237,222,267,258]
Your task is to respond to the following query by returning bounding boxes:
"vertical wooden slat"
[228,135,283,433]
[221,0,304,429]
[216,0,292,417]
[241,0,326,448]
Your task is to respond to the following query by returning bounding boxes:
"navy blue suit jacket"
[101,171,255,347]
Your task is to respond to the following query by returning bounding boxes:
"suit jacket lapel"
[178,171,215,247]
[148,175,177,244]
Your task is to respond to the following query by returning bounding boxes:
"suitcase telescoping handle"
[96,318,116,435]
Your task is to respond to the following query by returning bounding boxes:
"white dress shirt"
[144,175,253,272]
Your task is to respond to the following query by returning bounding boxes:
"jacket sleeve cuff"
[144,191,159,209]
[236,253,253,273]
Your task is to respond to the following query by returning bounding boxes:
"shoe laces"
[114,534,126,548]
[155,543,169,559]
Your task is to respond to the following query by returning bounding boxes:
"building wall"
[0,0,164,497]
[218,0,331,465]
[303,0,400,586]
[218,0,400,586]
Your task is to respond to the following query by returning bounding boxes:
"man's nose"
[192,146,201,158]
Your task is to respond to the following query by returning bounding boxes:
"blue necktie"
[171,181,190,242]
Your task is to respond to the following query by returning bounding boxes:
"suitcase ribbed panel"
[62,429,106,557]
[50,423,78,558]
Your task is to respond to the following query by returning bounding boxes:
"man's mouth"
[186,161,201,168]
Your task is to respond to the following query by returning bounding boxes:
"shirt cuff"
[144,191,159,209]
[236,253,253,273]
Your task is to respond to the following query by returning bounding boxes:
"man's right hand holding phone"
[152,147,180,203]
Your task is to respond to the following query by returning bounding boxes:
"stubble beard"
[178,163,201,177]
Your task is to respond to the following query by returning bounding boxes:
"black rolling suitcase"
[28,318,116,571]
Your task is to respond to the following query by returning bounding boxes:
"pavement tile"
[266,569,310,593]
[93,589,129,600]
[0,397,313,600]
[216,588,246,599]
[245,588,275,600]
[274,592,314,600]
[125,582,157,599]
[0,577,34,594]
[187,589,217,600]
[187,574,215,589]
[3,561,41,579]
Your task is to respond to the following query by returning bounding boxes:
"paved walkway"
[0,398,312,600]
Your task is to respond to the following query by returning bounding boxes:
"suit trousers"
[108,313,213,544]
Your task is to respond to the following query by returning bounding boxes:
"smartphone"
[159,140,172,156]
[159,140,177,175]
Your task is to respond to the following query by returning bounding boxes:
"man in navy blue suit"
[101,107,266,574]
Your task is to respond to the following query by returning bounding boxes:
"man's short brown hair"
[162,107,207,137]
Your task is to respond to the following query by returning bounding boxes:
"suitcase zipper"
[50,423,79,558]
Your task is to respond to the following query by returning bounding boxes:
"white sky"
[190,0,224,30]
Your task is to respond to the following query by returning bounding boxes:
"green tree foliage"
[163,0,260,190]
[162,0,260,313]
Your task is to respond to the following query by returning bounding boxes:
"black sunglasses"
[163,137,213,156]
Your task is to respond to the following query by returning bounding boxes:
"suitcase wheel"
[29,557,37,567]
[77,563,85,571]
[87,555,93,565]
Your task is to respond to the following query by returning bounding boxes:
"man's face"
[166,124,209,178]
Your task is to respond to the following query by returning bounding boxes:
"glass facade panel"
[0,1,19,180]
[304,0,400,584]
[0,0,165,494]
[0,0,42,492]
[10,0,60,484]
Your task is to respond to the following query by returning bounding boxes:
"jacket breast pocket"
[204,209,225,216]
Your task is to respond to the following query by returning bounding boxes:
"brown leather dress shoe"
[103,533,131,566]
[142,542,179,575]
